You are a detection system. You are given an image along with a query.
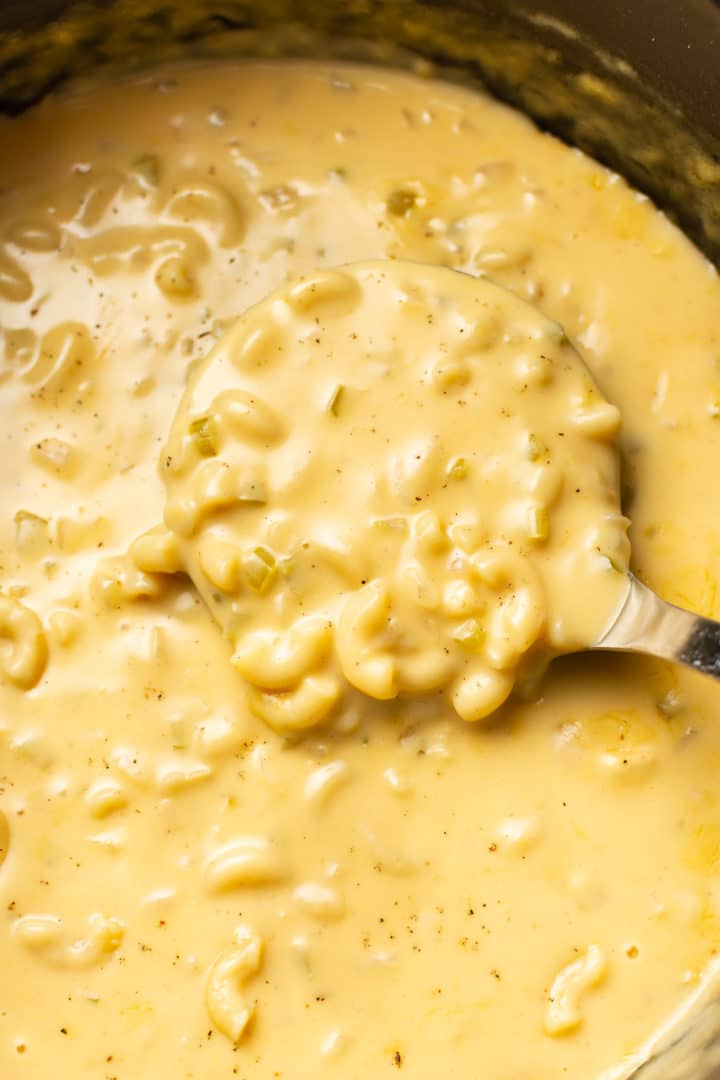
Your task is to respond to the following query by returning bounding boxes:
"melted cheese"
[1,60,720,1080]
[161,259,628,727]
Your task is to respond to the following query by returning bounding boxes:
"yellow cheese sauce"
[1,60,720,1079]
[161,259,629,728]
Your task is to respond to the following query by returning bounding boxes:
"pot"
[1,1,720,1075]
[1,0,719,265]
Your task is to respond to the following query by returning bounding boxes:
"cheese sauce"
[161,259,629,728]
[1,60,720,1079]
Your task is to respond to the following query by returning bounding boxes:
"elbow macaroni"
[160,261,628,731]
[336,581,397,700]
[0,595,48,689]
[204,836,287,892]
[165,181,246,249]
[544,944,608,1036]
[13,912,125,970]
[246,673,341,734]
[0,245,33,302]
[232,615,332,690]
[205,925,264,1044]
[90,556,166,609]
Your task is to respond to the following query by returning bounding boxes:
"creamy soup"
[1,60,720,1080]
[160,259,629,728]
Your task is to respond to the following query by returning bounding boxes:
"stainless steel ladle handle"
[595,574,720,679]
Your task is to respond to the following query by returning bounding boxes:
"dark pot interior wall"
[0,1,719,263]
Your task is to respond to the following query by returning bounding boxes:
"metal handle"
[595,574,720,680]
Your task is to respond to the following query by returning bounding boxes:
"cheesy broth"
[160,260,629,729]
[1,61,720,1080]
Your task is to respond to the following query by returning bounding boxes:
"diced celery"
[527,433,549,462]
[133,153,160,186]
[452,618,486,652]
[386,187,417,216]
[189,415,218,457]
[446,456,468,481]
[372,516,408,533]
[243,546,276,593]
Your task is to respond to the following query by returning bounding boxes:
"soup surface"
[1,60,720,1080]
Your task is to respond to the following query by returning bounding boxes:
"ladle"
[596,574,720,679]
